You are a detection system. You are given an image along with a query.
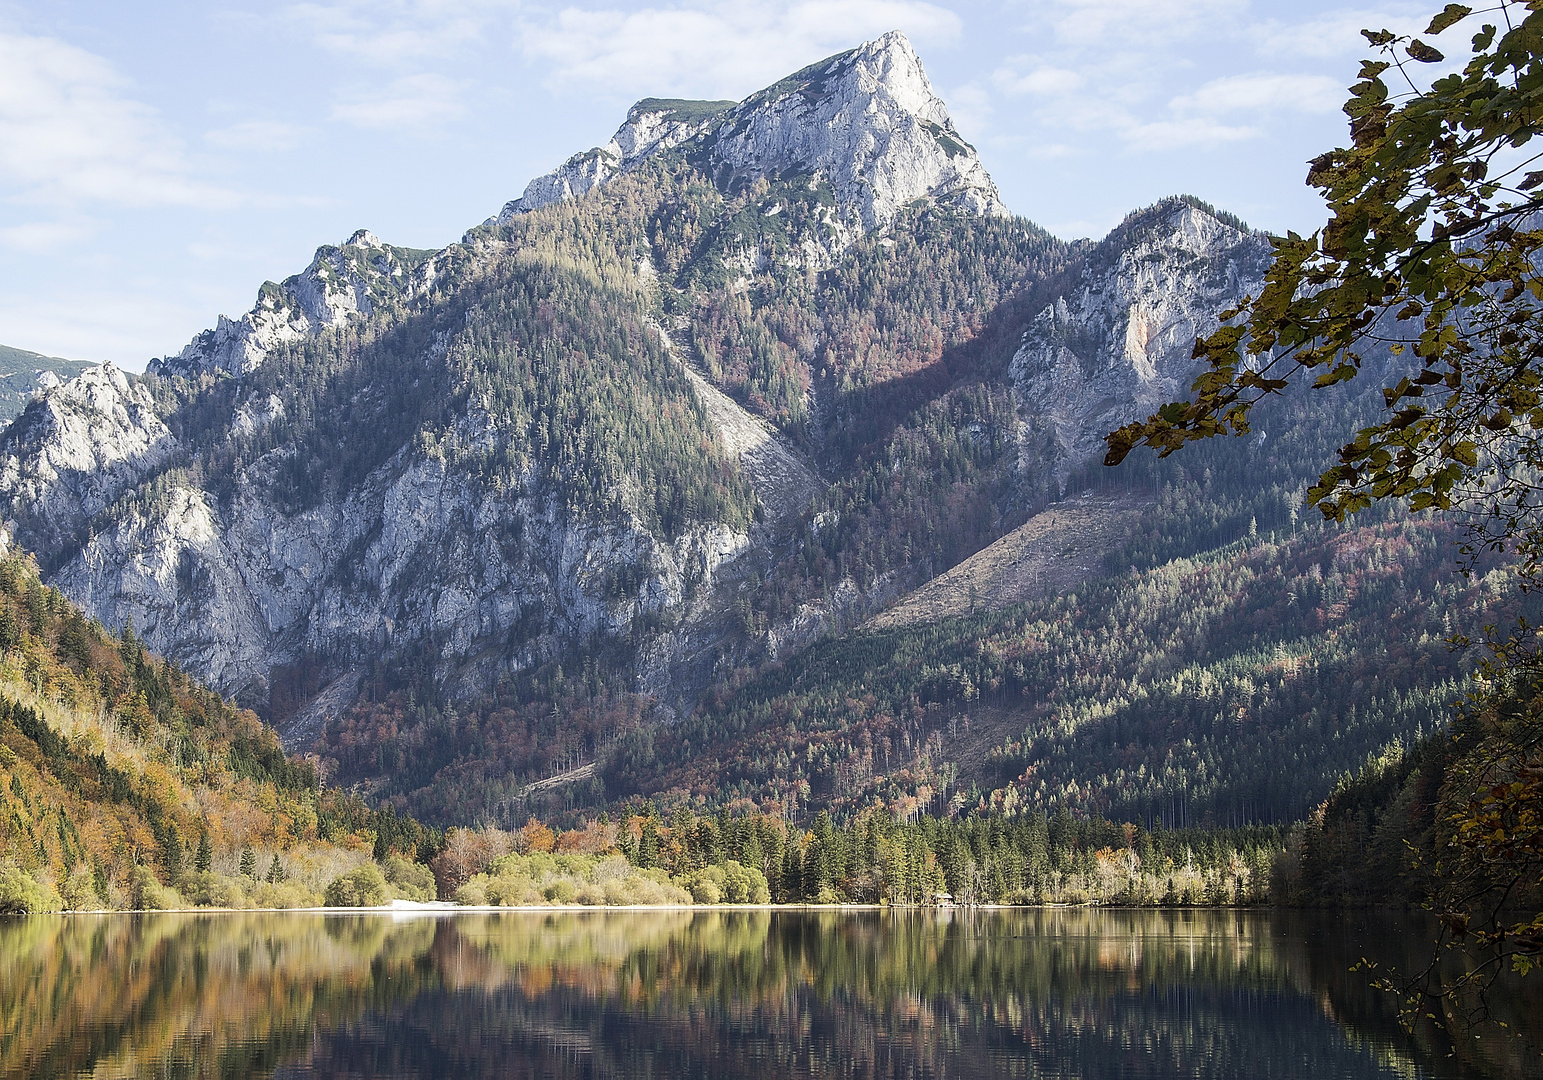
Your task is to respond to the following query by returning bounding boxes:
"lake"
[1,907,1537,1079]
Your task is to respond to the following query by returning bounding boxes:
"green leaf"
[1425,4,1471,34]
[1406,39,1446,62]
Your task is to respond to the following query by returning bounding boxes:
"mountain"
[0,33,1503,827]
[1011,201,1270,487]
[498,32,1003,239]
[0,345,90,425]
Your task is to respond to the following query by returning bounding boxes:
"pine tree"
[194,832,212,873]
[239,845,256,879]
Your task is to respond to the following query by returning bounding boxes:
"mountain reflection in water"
[1,908,1536,1079]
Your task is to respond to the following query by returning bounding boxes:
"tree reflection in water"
[1,908,1536,1080]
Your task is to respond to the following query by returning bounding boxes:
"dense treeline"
[622,518,1518,826]
[0,553,439,911]
[323,655,639,825]
[1287,650,1543,948]
[431,804,1286,907]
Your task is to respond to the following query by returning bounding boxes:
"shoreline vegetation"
[0,546,1532,950]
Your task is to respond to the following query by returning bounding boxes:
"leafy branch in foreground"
[1105,0,1543,1010]
[1106,2,1543,573]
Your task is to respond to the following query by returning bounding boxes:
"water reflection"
[0,908,1535,1079]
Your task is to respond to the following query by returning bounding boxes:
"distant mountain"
[0,344,89,424]
[0,33,1498,827]
[495,32,1004,235]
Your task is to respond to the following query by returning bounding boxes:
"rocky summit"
[0,31,1354,806]
[498,32,1004,234]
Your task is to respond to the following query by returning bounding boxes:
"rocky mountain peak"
[148,230,435,380]
[498,30,1004,231]
[494,98,734,222]
[1010,196,1272,486]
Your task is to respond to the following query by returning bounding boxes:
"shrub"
[383,855,437,901]
[129,865,182,910]
[542,879,577,904]
[0,865,62,914]
[251,881,321,909]
[59,867,101,911]
[324,863,389,907]
[182,871,249,909]
[678,860,771,905]
[453,880,488,906]
[453,851,692,906]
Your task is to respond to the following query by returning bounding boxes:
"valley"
[0,30,1510,851]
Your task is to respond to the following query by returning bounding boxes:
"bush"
[129,865,182,910]
[542,879,577,904]
[453,880,488,906]
[251,881,321,909]
[59,867,101,911]
[0,865,62,914]
[678,860,771,905]
[453,851,692,907]
[182,871,249,909]
[383,855,437,901]
[324,864,389,907]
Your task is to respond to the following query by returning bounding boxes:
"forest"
[0,552,439,912]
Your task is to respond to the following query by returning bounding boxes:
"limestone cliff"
[1010,198,1272,486]
[0,45,1273,756]
[149,231,438,380]
[500,31,1003,234]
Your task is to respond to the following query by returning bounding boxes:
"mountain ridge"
[0,34,1483,830]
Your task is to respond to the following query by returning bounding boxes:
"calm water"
[1,907,1538,1079]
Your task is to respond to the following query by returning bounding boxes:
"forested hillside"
[0,33,1494,844]
[0,551,437,911]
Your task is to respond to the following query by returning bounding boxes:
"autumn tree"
[1106,0,1543,986]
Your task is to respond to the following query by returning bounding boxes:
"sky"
[0,0,1433,369]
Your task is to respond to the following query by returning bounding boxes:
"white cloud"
[0,219,97,253]
[520,0,962,99]
[205,120,313,151]
[945,81,992,139]
[992,63,1083,97]
[0,31,234,208]
[1123,117,1258,151]
[1170,73,1344,116]
[280,0,515,64]
[331,73,468,128]
[1030,0,1245,47]
[1251,5,1428,60]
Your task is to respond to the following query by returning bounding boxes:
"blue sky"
[0,0,1429,368]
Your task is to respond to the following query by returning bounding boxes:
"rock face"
[0,344,91,424]
[0,364,175,561]
[499,31,1003,233]
[1010,199,1273,486]
[44,448,748,718]
[495,99,736,222]
[0,39,1273,759]
[149,231,437,380]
